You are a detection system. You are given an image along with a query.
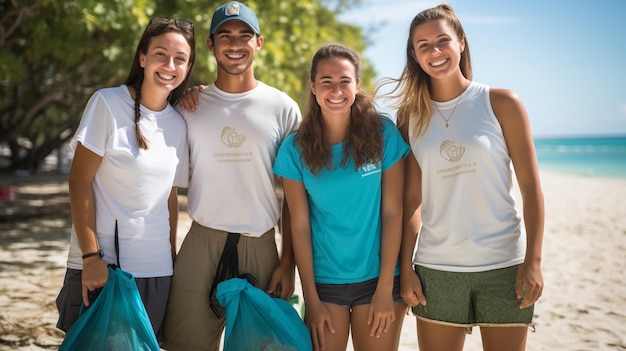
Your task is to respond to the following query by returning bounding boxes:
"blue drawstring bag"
[216,277,312,351]
[59,265,160,351]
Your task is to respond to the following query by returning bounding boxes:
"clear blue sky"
[338,0,626,137]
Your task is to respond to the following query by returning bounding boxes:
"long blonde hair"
[378,4,472,137]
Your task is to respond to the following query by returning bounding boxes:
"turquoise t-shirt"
[273,116,410,284]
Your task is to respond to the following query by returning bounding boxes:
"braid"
[133,78,149,150]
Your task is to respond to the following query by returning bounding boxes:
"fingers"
[81,259,108,306]
[279,286,292,300]
[515,276,524,300]
[191,86,200,107]
[265,280,278,297]
[179,86,200,112]
[367,304,397,338]
[517,272,543,309]
[81,285,90,307]
[179,89,195,112]
[369,317,382,337]
[310,325,323,351]
[520,281,543,309]
[309,320,334,351]
[402,289,426,307]
[266,282,289,300]
[401,273,427,307]
[325,318,335,335]
[370,316,395,337]
[266,269,295,300]
[369,314,396,338]
[416,290,427,306]
[401,292,419,307]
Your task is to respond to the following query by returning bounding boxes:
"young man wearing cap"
[160,2,301,350]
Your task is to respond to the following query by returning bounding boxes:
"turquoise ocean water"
[533,136,626,179]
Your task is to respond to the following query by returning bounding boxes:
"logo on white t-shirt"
[440,139,465,162]
[221,126,246,148]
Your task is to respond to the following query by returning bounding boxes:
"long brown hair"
[378,4,472,137]
[297,44,383,174]
[124,17,196,149]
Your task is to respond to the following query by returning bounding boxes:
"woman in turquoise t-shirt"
[273,44,409,351]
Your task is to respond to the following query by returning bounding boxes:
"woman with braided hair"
[55,17,195,341]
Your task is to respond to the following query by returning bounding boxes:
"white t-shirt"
[179,82,301,236]
[66,85,189,278]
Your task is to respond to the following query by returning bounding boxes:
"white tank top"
[409,81,525,272]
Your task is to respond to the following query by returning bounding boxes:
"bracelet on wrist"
[82,250,104,260]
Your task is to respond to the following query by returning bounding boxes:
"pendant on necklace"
[435,96,461,129]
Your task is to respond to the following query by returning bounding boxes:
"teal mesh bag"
[59,265,159,351]
[216,277,312,351]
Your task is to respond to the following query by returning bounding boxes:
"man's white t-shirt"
[179,82,301,236]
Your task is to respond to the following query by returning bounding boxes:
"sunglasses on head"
[149,17,194,31]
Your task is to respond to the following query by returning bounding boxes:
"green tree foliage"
[0,0,374,172]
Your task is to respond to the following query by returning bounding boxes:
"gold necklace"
[434,96,461,128]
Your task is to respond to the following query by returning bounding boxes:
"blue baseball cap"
[210,1,260,35]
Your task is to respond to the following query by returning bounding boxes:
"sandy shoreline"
[1,170,625,350]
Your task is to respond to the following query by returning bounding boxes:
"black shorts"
[315,275,402,308]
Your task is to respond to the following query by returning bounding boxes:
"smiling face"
[140,31,192,94]
[411,19,465,81]
[208,20,263,77]
[310,57,358,119]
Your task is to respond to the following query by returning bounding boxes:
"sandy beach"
[1,169,625,350]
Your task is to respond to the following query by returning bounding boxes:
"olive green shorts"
[411,264,534,328]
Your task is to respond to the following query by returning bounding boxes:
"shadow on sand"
[0,171,70,349]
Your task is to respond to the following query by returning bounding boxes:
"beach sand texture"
[0,170,625,350]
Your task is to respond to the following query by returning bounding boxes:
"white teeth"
[431,59,447,67]
[226,54,244,59]
[158,73,174,80]
[328,99,344,104]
